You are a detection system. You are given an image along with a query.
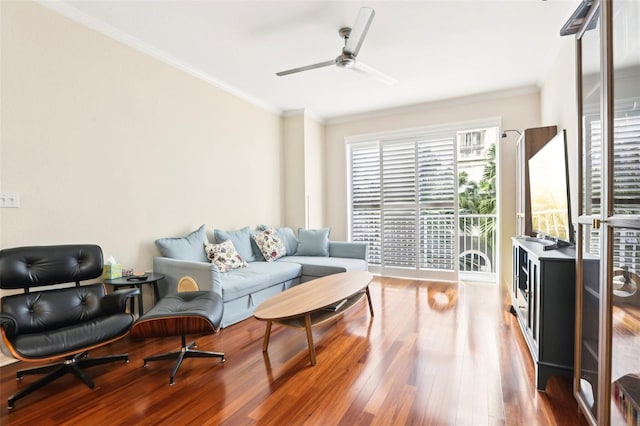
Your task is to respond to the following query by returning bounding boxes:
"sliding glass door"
[348,122,498,282]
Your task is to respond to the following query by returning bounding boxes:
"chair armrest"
[153,257,222,299]
[101,288,140,315]
[0,313,19,337]
[329,241,368,260]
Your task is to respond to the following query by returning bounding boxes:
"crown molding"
[345,116,503,145]
[326,85,540,126]
[36,1,281,115]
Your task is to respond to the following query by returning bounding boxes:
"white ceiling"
[47,0,577,120]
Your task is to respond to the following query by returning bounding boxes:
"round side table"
[104,272,164,316]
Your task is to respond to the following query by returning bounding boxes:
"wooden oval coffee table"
[253,271,374,365]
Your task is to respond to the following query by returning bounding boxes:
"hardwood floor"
[0,277,586,425]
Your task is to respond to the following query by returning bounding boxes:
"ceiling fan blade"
[344,7,375,57]
[352,61,398,86]
[276,59,336,77]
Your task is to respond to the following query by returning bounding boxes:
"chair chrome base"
[9,351,129,409]
[143,336,225,385]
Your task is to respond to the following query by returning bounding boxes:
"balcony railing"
[459,214,497,278]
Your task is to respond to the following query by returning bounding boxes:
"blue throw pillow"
[277,227,299,255]
[295,228,330,257]
[214,226,256,262]
[155,224,209,262]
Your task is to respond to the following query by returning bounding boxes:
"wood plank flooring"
[0,277,586,425]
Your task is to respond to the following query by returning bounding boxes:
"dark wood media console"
[511,237,576,390]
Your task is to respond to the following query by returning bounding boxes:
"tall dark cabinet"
[563,0,640,424]
[511,237,576,390]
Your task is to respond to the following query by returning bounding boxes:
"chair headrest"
[0,245,103,290]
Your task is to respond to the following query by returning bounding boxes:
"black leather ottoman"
[130,291,225,385]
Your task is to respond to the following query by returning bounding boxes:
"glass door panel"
[609,227,640,425]
[577,7,602,421]
[581,6,602,218]
[608,3,640,423]
[611,0,640,218]
[580,224,601,418]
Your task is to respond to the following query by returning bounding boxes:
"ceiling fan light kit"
[275,7,397,85]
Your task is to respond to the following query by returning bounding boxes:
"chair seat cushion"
[130,291,223,338]
[10,313,134,359]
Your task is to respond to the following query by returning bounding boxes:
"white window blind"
[586,118,602,215]
[613,115,640,214]
[382,143,417,268]
[585,112,640,215]
[583,110,640,258]
[349,135,456,272]
[418,138,456,270]
[350,144,381,264]
[612,114,640,271]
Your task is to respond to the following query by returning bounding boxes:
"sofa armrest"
[153,257,222,299]
[328,241,368,260]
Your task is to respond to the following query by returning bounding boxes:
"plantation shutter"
[382,142,417,268]
[349,135,457,273]
[612,113,640,270]
[417,137,456,270]
[585,117,602,256]
[613,114,640,215]
[583,112,640,258]
[584,113,640,214]
[350,144,381,264]
[587,118,602,215]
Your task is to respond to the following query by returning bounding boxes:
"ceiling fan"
[275,7,397,85]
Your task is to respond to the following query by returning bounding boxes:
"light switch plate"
[0,192,20,208]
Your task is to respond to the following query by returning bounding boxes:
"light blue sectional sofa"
[152,225,368,328]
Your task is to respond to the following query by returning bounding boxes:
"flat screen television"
[527,129,574,250]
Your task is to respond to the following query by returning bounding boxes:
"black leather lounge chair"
[0,245,139,409]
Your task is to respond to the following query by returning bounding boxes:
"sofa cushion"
[252,228,286,261]
[296,228,330,256]
[205,240,248,273]
[214,226,256,262]
[277,227,299,255]
[278,255,367,278]
[220,261,301,301]
[155,224,209,262]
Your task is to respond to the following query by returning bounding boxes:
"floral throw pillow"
[252,228,286,262]
[204,240,248,272]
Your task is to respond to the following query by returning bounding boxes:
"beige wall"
[282,110,325,231]
[324,89,543,286]
[303,112,325,229]
[0,2,282,269]
[540,37,579,225]
[282,112,305,230]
